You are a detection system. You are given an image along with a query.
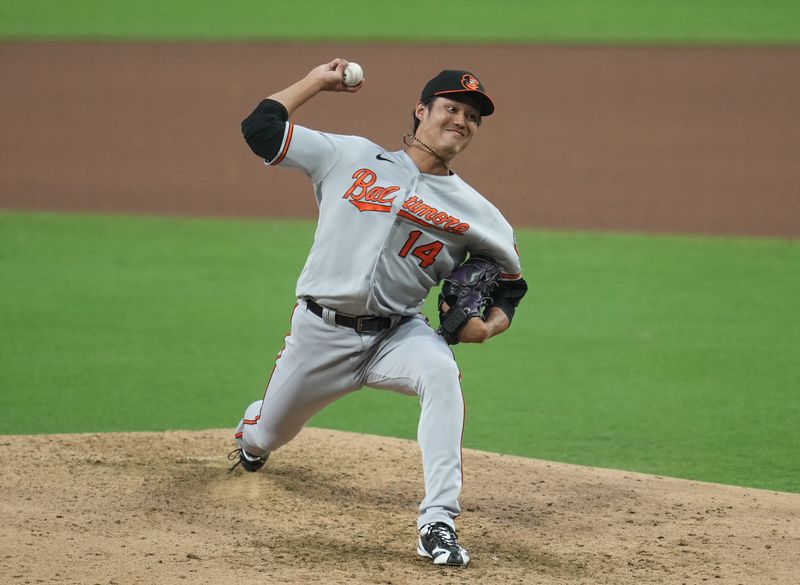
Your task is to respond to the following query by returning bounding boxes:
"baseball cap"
[420,70,495,116]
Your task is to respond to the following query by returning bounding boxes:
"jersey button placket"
[365,174,419,314]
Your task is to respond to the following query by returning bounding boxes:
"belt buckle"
[355,316,377,333]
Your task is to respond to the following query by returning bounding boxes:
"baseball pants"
[239,299,465,529]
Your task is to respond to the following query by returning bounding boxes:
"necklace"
[403,133,450,172]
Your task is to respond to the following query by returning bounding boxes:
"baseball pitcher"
[230,58,528,567]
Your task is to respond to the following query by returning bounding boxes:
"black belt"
[305,299,402,333]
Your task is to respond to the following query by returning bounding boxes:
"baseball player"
[230,58,528,567]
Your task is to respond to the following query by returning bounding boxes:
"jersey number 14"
[398,230,443,268]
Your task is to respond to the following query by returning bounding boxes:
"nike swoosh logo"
[376,153,395,163]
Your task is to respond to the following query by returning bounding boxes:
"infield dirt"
[1,428,799,584]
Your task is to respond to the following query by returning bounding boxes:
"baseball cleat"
[227,437,269,473]
[417,522,470,566]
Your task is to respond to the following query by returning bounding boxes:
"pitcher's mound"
[1,428,797,584]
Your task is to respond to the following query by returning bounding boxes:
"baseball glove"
[437,256,501,345]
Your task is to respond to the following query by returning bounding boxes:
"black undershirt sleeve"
[241,99,290,161]
[490,278,528,324]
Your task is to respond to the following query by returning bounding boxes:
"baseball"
[343,62,363,87]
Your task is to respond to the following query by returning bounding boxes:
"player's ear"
[414,101,427,122]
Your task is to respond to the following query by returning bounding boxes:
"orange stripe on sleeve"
[270,122,294,166]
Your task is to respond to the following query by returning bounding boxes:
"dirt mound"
[1,428,797,584]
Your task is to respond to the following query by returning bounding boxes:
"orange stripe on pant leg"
[460,382,466,486]
[248,302,299,427]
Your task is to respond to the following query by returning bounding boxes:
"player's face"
[415,97,481,158]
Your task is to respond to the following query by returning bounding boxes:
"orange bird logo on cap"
[461,74,481,91]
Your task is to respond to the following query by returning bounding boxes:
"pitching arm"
[242,58,364,163]
[268,58,362,116]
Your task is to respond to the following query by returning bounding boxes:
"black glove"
[437,256,501,345]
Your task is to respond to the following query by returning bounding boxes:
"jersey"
[266,123,522,317]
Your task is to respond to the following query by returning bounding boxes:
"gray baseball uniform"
[236,122,521,530]
[233,67,527,556]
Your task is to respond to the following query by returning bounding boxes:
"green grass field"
[2,212,798,492]
[2,1,798,495]
[1,0,799,44]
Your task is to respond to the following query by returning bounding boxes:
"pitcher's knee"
[415,351,459,381]
[424,358,461,390]
[418,365,463,405]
